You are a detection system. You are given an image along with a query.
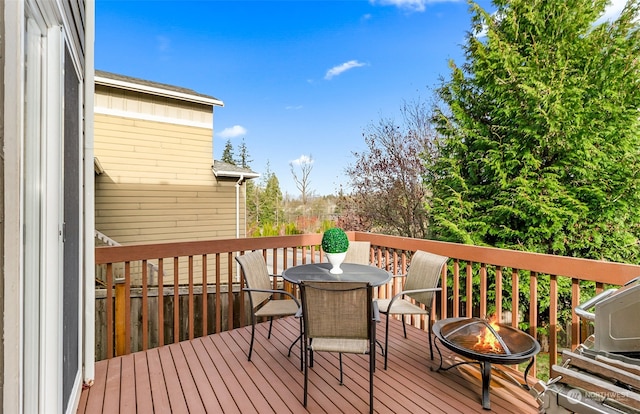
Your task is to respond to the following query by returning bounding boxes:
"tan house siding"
[94,112,243,243]
[94,80,245,285]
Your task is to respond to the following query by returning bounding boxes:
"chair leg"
[267,316,274,339]
[339,353,343,385]
[402,316,407,338]
[369,340,375,414]
[248,315,256,361]
[428,317,434,360]
[299,316,304,371]
[384,313,390,370]
[303,337,308,407]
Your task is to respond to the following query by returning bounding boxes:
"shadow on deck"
[78,317,538,413]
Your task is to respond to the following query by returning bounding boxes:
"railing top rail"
[95,231,640,286]
[95,233,324,264]
[356,232,640,286]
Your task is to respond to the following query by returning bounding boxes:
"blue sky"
[95,0,627,196]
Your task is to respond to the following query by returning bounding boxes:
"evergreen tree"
[246,179,260,229]
[428,0,640,263]
[262,173,284,225]
[221,140,235,165]
[236,138,252,168]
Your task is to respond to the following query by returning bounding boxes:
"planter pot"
[325,252,347,274]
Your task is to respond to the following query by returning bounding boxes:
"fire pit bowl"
[432,317,541,410]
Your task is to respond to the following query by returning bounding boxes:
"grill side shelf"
[550,350,640,411]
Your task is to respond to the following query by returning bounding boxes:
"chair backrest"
[235,251,272,308]
[403,250,449,307]
[344,241,371,265]
[300,281,372,340]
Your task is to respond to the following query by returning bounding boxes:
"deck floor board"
[79,317,539,413]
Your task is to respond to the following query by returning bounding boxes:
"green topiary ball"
[321,228,349,253]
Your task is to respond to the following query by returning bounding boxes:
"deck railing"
[94,231,640,379]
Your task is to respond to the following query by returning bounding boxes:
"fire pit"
[432,317,541,410]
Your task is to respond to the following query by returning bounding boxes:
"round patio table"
[282,262,391,286]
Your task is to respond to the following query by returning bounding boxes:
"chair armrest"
[242,287,301,307]
[385,287,442,310]
[399,287,442,297]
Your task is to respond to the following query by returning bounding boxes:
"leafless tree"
[290,154,314,207]
[339,98,438,239]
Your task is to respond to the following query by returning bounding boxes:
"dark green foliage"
[221,140,235,165]
[427,0,640,339]
[261,173,284,225]
[236,139,252,168]
[321,228,349,253]
[428,0,640,263]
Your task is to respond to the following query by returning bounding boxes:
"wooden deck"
[78,317,539,413]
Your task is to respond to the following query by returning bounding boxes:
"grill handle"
[574,288,617,321]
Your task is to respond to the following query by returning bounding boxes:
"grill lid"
[576,276,640,354]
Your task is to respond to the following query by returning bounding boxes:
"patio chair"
[236,250,302,364]
[376,250,448,369]
[299,281,377,414]
[344,241,371,265]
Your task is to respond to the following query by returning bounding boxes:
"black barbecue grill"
[533,276,640,413]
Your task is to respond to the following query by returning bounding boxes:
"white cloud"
[291,154,314,166]
[217,125,247,138]
[369,0,459,13]
[285,105,303,110]
[324,60,367,80]
[156,35,171,52]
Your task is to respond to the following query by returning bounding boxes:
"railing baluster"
[495,266,503,323]
[440,263,447,322]
[115,278,125,356]
[215,253,221,334]
[125,262,131,354]
[188,255,194,340]
[511,269,519,329]
[529,271,538,337]
[202,254,208,336]
[158,258,164,347]
[571,279,581,350]
[480,263,487,318]
[227,252,234,331]
[173,257,179,343]
[453,260,460,318]
[549,274,558,368]
[142,259,148,351]
[529,271,538,378]
[466,261,473,317]
[106,263,114,359]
